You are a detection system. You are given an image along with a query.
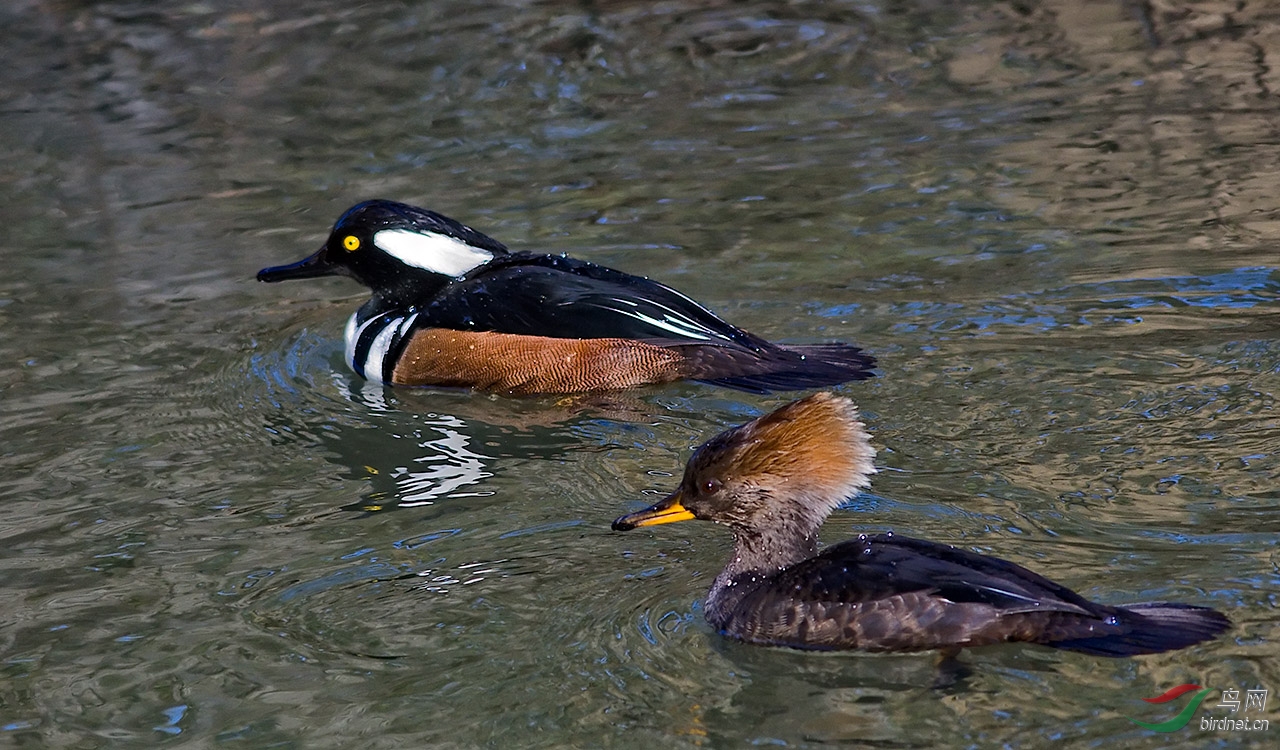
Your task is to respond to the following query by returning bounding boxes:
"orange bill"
[611,490,695,531]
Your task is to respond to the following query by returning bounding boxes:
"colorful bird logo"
[1126,684,1215,732]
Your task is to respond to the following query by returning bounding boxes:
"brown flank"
[391,329,691,394]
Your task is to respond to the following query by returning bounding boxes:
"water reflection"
[246,322,663,512]
[338,380,498,508]
[3,0,1280,747]
[838,266,1280,337]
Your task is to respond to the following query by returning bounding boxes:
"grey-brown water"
[2,0,1277,747]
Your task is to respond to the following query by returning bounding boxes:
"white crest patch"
[373,228,493,277]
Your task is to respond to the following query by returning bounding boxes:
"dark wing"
[712,534,1098,652]
[420,253,768,347]
[769,534,1096,616]
[714,534,1229,655]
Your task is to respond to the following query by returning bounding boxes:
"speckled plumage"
[613,393,1230,656]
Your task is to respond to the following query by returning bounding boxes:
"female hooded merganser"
[257,200,875,395]
[613,393,1230,655]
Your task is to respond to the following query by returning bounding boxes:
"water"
[1,0,1277,747]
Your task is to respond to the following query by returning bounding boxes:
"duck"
[612,393,1231,656]
[257,200,876,395]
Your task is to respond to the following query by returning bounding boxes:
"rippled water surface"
[2,1,1278,747]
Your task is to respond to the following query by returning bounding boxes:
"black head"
[256,200,509,297]
[612,393,876,535]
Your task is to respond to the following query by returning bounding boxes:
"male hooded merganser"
[613,393,1230,655]
[257,200,875,395]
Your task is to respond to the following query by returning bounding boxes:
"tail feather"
[1051,603,1230,657]
[693,343,877,394]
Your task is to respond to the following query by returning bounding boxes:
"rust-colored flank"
[392,329,691,395]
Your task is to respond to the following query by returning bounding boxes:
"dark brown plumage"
[612,393,1231,656]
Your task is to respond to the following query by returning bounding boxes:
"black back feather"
[422,253,763,345]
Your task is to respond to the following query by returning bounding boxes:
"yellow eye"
[342,235,360,251]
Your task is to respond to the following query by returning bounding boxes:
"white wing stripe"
[604,296,732,342]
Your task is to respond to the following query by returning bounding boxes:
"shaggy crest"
[702,392,875,524]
